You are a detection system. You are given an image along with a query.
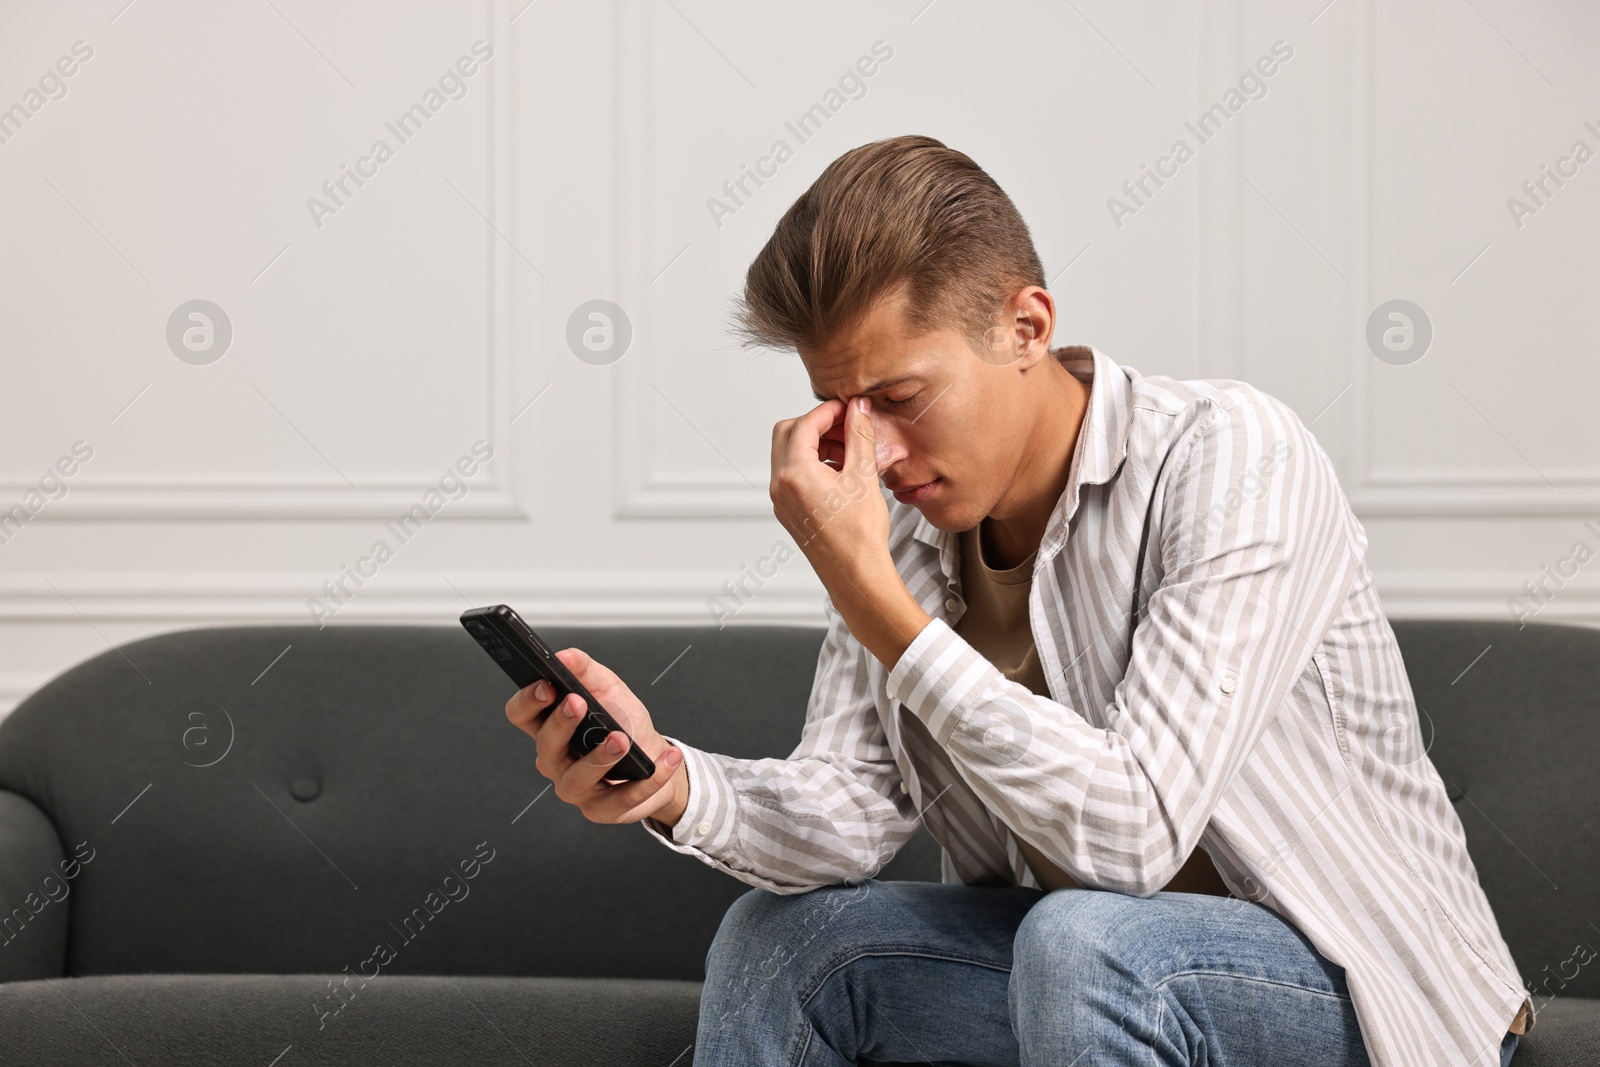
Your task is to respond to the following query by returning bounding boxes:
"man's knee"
[1013,889,1104,965]
[1012,888,1250,993]
[1011,889,1157,993]
[706,882,878,979]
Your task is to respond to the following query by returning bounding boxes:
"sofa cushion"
[0,972,701,1067]
[1514,996,1600,1067]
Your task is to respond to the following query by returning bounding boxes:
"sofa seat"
[1515,996,1600,1066]
[0,973,702,1067]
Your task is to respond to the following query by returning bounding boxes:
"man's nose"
[870,418,908,473]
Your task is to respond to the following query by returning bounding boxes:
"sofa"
[0,618,1594,1065]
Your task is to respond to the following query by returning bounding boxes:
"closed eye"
[883,392,920,409]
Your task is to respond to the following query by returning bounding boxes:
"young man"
[506,135,1531,1066]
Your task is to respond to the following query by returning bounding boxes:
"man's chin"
[904,494,974,533]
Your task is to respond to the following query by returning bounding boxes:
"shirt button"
[696,820,713,836]
[900,781,910,794]
[1219,674,1237,694]
[944,598,959,613]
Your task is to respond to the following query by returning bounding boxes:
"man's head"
[735,134,1075,533]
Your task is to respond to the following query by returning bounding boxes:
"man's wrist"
[830,558,932,671]
[651,760,691,832]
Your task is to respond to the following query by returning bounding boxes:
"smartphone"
[460,604,656,782]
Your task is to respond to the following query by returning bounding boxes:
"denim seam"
[1153,968,1352,1001]
[790,950,1015,1067]
[1144,969,1352,1066]
[798,949,1015,1012]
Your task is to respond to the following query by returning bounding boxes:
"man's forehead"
[809,368,925,402]
[804,341,932,399]
[802,318,948,400]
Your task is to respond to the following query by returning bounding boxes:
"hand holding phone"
[462,606,687,832]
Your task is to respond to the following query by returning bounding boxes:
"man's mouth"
[890,478,940,505]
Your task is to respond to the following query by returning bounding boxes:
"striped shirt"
[643,345,1532,1067]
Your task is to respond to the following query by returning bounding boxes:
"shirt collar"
[910,344,1133,566]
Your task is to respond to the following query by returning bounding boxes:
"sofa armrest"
[0,789,68,983]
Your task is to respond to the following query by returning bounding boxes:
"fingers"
[505,678,560,737]
[841,395,876,477]
[781,399,846,460]
[551,647,636,733]
[503,645,679,823]
[562,725,636,785]
[533,689,585,758]
[560,730,684,822]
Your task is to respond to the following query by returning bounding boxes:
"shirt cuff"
[639,735,737,856]
[885,616,973,744]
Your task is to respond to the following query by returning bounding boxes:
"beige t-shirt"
[951,521,1228,896]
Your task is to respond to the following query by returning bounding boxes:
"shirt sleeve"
[886,393,1363,896]
[639,595,923,894]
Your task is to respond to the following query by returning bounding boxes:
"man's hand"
[769,395,933,670]
[504,647,689,828]
[771,395,893,584]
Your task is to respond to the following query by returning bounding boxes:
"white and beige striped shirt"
[644,345,1532,1067]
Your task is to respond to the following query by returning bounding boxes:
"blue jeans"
[692,879,1519,1067]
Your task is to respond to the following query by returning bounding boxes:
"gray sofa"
[0,619,1594,1065]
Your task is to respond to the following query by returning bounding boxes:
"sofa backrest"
[1,619,1594,999]
[0,624,939,983]
[1388,620,1600,1002]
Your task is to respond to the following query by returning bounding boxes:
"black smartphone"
[460,604,656,783]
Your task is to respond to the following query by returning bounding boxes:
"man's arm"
[879,395,1363,895]
[638,595,922,894]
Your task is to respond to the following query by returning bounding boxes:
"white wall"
[2,0,1597,714]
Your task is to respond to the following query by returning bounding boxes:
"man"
[506,135,1531,1066]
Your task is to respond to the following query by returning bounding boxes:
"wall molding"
[1332,0,1600,519]
[610,2,784,520]
[7,485,524,522]
[2,569,1593,719]
[0,0,521,523]
[0,570,830,624]
[2,570,1593,626]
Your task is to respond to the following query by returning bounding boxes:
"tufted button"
[1219,674,1237,694]
[696,820,713,837]
[900,781,909,794]
[289,775,321,801]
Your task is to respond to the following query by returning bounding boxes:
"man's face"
[799,287,1037,532]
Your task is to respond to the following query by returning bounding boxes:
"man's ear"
[980,286,1054,368]
[1012,286,1055,370]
